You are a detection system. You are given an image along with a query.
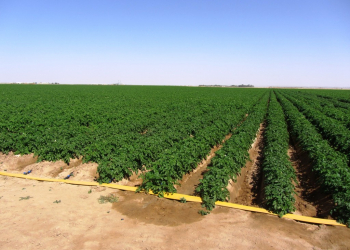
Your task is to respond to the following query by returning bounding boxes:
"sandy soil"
[1,148,350,249]
[1,176,350,250]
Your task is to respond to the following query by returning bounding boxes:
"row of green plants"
[319,95,350,110]
[137,114,243,195]
[299,90,350,110]
[315,92,350,104]
[0,85,267,184]
[137,92,269,195]
[195,92,269,210]
[2,85,350,225]
[275,91,350,226]
[280,91,350,157]
[262,92,297,217]
[289,91,350,130]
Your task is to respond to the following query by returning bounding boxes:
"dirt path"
[1,176,350,250]
[227,123,265,206]
[288,139,334,218]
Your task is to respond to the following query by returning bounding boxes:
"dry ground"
[1,176,350,249]
[0,176,350,249]
[1,150,350,250]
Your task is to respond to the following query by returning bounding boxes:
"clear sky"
[1,0,349,87]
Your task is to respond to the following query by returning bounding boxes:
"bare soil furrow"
[288,138,334,218]
[228,122,265,206]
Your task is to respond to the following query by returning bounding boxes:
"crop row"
[138,92,268,196]
[196,92,269,210]
[319,95,350,110]
[1,85,350,225]
[316,92,350,104]
[275,91,350,226]
[299,90,350,110]
[262,92,296,217]
[288,91,350,130]
[279,91,350,157]
[0,85,267,184]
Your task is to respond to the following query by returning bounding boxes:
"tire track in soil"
[288,138,334,218]
[228,122,265,207]
[176,114,249,196]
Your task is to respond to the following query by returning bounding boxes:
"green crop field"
[1,84,350,226]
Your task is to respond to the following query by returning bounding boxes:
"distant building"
[198,84,254,88]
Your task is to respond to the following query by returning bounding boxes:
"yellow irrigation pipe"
[0,171,346,227]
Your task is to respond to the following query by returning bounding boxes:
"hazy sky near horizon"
[1,0,349,87]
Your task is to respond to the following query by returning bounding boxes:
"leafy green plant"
[180,197,187,203]
[198,210,210,216]
[53,200,61,203]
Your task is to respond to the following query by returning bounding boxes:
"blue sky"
[1,0,349,87]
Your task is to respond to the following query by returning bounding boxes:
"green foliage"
[280,91,350,157]
[0,85,266,186]
[180,197,187,203]
[262,92,296,217]
[196,92,269,210]
[3,84,350,226]
[305,89,350,107]
[276,91,350,226]
[137,90,268,196]
[291,91,350,129]
[198,209,210,216]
